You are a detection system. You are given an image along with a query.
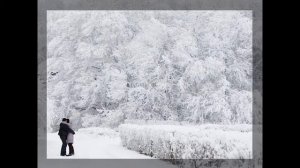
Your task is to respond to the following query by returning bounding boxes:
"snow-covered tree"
[47,11,252,132]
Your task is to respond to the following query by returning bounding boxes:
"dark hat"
[62,118,67,121]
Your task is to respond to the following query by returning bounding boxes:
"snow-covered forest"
[47,11,252,132]
[47,11,253,160]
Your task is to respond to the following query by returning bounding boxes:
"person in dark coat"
[66,119,75,156]
[58,118,75,156]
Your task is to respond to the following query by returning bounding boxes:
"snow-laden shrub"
[119,124,252,159]
[66,110,82,131]
[102,110,125,128]
[81,114,102,128]
[77,127,119,138]
[124,119,183,125]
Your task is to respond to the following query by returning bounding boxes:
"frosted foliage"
[47,11,252,132]
[119,124,252,159]
[104,67,127,101]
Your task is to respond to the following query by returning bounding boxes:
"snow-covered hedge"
[119,124,252,159]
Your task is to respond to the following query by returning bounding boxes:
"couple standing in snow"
[58,118,75,156]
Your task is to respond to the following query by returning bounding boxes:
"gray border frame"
[38,0,262,167]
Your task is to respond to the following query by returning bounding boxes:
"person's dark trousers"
[68,143,74,155]
[60,135,67,156]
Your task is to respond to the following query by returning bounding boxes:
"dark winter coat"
[58,121,75,137]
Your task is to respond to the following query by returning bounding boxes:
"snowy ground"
[47,127,154,159]
[48,124,252,160]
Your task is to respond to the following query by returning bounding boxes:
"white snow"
[47,127,154,159]
[46,11,254,132]
[44,10,256,164]
[119,124,252,159]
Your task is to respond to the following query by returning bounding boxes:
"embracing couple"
[58,118,75,156]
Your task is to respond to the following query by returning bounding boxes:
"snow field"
[119,124,252,159]
[47,127,153,159]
